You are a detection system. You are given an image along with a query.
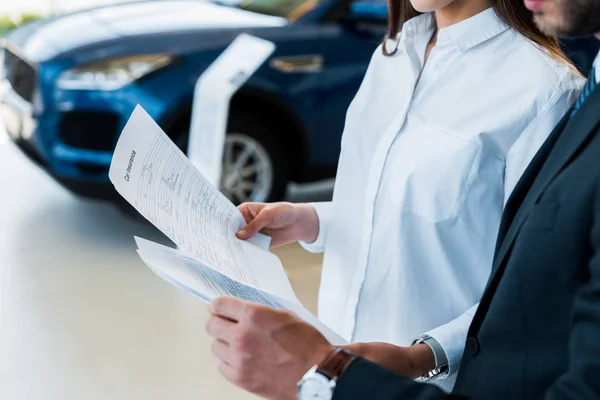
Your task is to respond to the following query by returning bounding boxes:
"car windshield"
[214,0,320,21]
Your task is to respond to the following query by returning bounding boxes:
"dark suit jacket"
[334,83,600,399]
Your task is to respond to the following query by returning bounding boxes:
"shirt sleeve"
[425,304,478,379]
[503,83,581,204]
[424,81,583,381]
[299,202,332,253]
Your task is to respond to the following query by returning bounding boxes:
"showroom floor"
[0,130,329,399]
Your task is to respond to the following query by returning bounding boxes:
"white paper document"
[188,34,276,186]
[109,105,346,345]
[136,237,344,344]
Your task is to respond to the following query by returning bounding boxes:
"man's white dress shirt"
[301,8,584,390]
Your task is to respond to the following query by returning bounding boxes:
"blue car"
[1,0,598,207]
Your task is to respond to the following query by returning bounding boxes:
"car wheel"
[176,113,289,205]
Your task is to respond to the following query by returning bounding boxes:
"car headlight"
[57,54,173,91]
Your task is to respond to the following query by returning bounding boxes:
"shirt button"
[466,337,480,355]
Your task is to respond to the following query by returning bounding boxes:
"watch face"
[299,376,333,400]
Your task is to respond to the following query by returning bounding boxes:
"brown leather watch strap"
[315,348,357,381]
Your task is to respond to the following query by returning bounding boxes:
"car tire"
[175,112,290,205]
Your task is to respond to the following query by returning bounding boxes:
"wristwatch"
[297,348,357,400]
[412,334,449,381]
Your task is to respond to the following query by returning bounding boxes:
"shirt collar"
[401,8,510,53]
[400,13,437,40]
[438,8,510,52]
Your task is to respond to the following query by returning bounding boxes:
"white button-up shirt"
[302,8,583,390]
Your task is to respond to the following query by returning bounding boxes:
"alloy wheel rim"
[220,133,273,204]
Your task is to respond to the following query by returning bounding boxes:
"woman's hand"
[342,342,435,379]
[236,202,320,248]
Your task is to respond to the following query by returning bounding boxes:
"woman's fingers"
[237,203,263,223]
[236,203,295,241]
[237,209,277,239]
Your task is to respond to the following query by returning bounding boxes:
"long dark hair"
[383,0,572,66]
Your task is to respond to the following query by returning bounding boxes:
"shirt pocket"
[389,118,481,222]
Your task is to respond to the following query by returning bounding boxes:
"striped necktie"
[572,68,597,116]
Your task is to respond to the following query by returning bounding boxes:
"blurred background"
[0,1,598,399]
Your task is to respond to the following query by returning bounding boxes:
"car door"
[312,0,388,169]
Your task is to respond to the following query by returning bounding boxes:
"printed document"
[109,105,346,345]
[135,237,343,344]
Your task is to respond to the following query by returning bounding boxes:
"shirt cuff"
[423,305,477,379]
[299,202,331,253]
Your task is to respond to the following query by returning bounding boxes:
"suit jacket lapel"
[493,111,572,255]
[491,87,600,284]
[526,88,600,207]
[468,88,600,336]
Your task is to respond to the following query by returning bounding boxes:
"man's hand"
[206,297,335,400]
[236,202,320,247]
[343,342,435,379]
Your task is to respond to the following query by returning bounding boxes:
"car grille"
[2,47,36,102]
[59,111,120,152]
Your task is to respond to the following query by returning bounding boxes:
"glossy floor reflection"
[0,135,326,400]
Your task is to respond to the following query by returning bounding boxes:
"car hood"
[5,0,287,62]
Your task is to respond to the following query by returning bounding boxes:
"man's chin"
[532,2,600,38]
[532,13,563,36]
[533,13,588,37]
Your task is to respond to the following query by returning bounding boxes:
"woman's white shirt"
[301,8,584,390]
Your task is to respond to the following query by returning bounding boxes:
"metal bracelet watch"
[412,334,450,381]
[297,348,357,400]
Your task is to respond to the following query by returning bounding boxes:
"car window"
[217,0,321,21]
